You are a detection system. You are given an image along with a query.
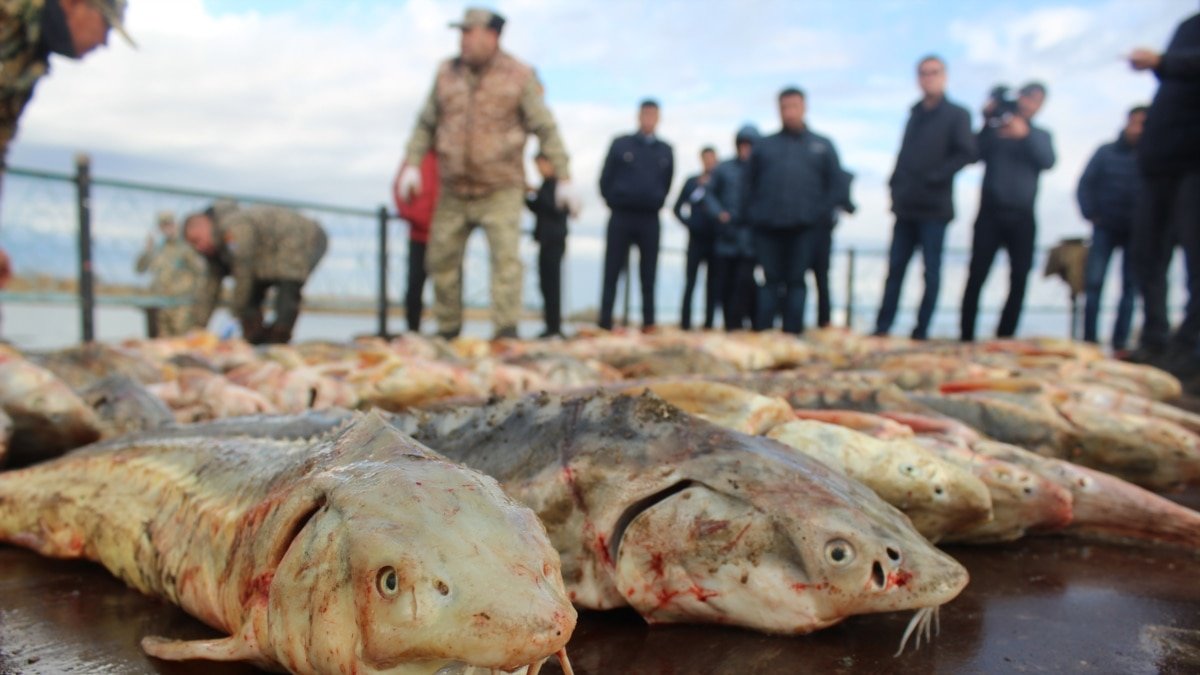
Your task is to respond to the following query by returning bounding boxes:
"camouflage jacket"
[195,205,328,324]
[405,50,570,197]
[135,236,206,298]
[0,0,48,164]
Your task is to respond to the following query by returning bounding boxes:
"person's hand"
[555,179,582,217]
[395,165,422,203]
[1129,48,1161,71]
[998,115,1030,139]
[718,211,731,224]
[982,98,998,117]
[145,234,156,250]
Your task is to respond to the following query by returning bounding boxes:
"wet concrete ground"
[2,491,1198,675]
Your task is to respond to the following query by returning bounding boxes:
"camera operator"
[960,82,1056,341]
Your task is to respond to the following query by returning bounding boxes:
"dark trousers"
[811,226,834,328]
[960,203,1036,341]
[599,210,660,330]
[538,239,565,334]
[875,218,948,339]
[681,232,718,330]
[716,255,757,330]
[754,227,819,334]
[1083,226,1136,350]
[405,240,427,332]
[242,279,304,345]
[1135,172,1200,350]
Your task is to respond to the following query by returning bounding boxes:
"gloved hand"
[395,165,423,203]
[554,179,581,217]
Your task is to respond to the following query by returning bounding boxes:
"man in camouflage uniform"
[134,210,205,337]
[397,7,576,340]
[0,0,132,330]
[184,201,328,345]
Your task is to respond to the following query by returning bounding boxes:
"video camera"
[985,86,1020,128]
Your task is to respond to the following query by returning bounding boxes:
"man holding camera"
[960,83,1056,341]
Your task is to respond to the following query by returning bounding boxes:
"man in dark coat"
[1128,13,1200,369]
[743,87,845,334]
[874,55,977,339]
[960,82,1056,341]
[597,99,674,331]
[706,125,760,330]
[673,146,719,330]
[526,152,570,338]
[1077,106,1147,351]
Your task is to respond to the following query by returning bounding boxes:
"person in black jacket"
[1077,106,1147,351]
[960,82,1056,341]
[673,147,720,330]
[705,125,761,331]
[526,152,570,338]
[744,87,845,334]
[597,99,674,331]
[1128,13,1200,368]
[874,55,977,340]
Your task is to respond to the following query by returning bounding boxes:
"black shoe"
[538,328,563,339]
[493,326,519,340]
[436,329,460,341]
[1124,344,1166,365]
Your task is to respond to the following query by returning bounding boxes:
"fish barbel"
[0,412,576,674]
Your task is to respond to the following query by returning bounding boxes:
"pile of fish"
[2,328,1200,673]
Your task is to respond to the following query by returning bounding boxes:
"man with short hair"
[525,151,569,338]
[184,202,327,345]
[1077,106,1147,351]
[744,87,845,334]
[0,0,134,332]
[598,99,674,331]
[1127,13,1200,368]
[673,146,719,330]
[874,55,976,340]
[398,7,575,341]
[960,82,1056,341]
[135,210,206,337]
[706,125,760,330]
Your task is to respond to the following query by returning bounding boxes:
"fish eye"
[376,567,399,597]
[825,539,855,565]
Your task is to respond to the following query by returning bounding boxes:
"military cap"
[88,0,136,48]
[156,210,175,225]
[449,7,506,32]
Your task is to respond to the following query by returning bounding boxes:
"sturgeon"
[0,412,576,674]
[0,351,102,466]
[389,391,969,640]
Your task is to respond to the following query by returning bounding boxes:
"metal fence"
[0,156,1171,343]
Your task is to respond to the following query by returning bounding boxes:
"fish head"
[269,414,574,673]
[613,432,969,634]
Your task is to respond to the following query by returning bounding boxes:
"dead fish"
[903,383,1077,457]
[224,361,360,413]
[0,353,102,466]
[792,409,915,440]
[0,408,10,467]
[29,341,165,389]
[601,344,741,379]
[0,412,576,674]
[77,374,176,438]
[972,440,1200,555]
[389,391,969,640]
[625,380,796,435]
[148,367,278,423]
[1065,383,1200,436]
[766,419,993,542]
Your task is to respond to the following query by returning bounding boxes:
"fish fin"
[141,633,261,663]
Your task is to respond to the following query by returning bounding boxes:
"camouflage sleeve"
[134,247,153,274]
[404,82,440,168]
[224,219,259,317]
[520,78,571,180]
[193,262,223,329]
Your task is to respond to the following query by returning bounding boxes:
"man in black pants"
[526,152,570,338]
[673,146,720,330]
[960,83,1055,341]
[598,99,674,331]
[744,87,845,334]
[813,167,856,328]
[706,125,760,330]
[1127,13,1200,371]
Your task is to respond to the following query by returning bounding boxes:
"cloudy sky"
[5,0,1195,333]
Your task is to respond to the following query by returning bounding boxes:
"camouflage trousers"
[427,186,524,336]
[154,305,194,337]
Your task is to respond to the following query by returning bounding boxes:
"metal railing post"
[74,154,95,343]
[844,247,856,329]
[377,205,389,338]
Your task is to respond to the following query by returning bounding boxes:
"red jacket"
[394,151,439,243]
